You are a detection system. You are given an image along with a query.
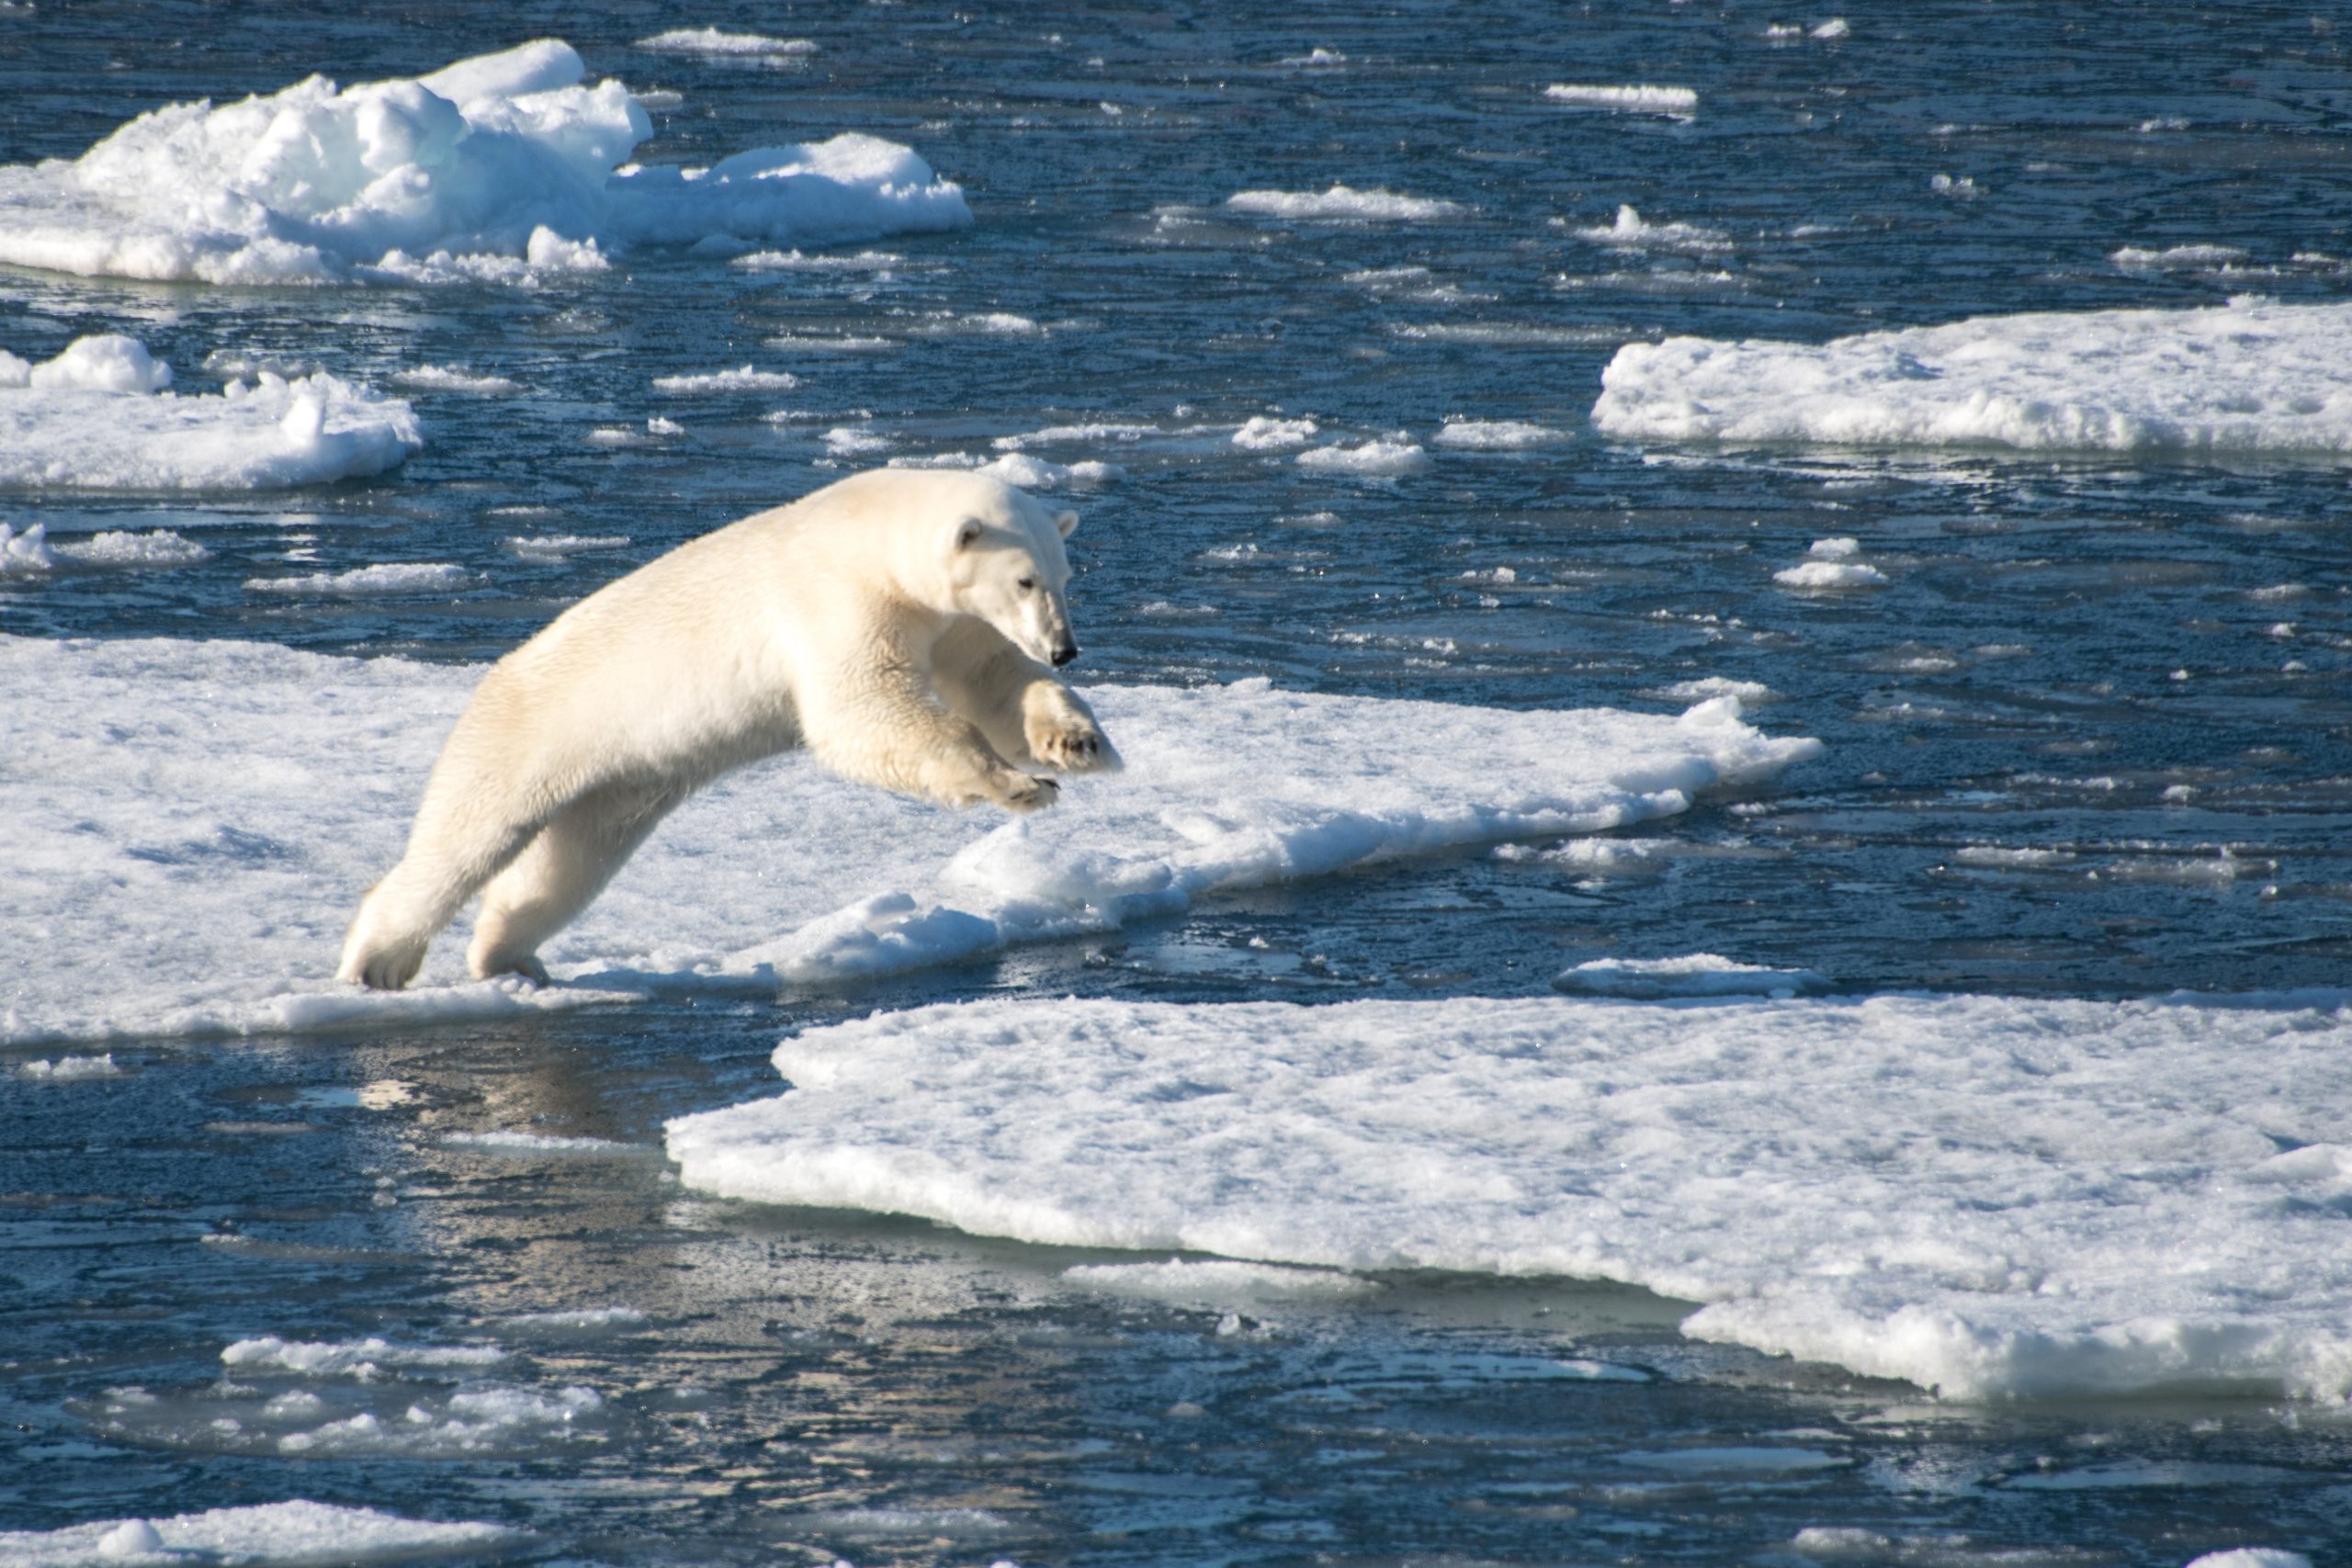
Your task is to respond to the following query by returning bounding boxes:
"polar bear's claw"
[1025,716,1121,773]
[996,772,1059,812]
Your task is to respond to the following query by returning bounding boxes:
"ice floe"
[1593,299,2352,455]
[386,365,520,394]
[1432,418,1567,449]
[0,1500,527,1567]
[0,636,1815,1043]
[652,366,802,393]
[0,336,420,491]
[0,39,967,287]
[1776,536,1890,589]
[246,562,476,597]
[1572,204,1732,254]
[635,28,817,57]
[1544,84,1699,117]
[1551,953,1827,998]
[1296,435,1430,475]
[1232,414,1319,450]
[1227,185,1468,220]
[667,990,2352,1402]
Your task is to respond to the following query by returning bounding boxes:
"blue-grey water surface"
[4,3,2350,1563]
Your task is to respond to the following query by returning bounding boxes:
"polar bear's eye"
[1016,576,1036,591]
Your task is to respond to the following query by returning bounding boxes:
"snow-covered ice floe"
[667,991,2352,1402]
[1593,299,2352,456]
[0,635,1815,1044]
[0,1500,527,1567]
[0,39,967,286]
[0,336,419,490]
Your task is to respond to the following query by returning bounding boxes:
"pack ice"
[0,39,970,286]
[667,992,2352,1403]
[0,636,1815,1044]
[1592,298,2352,456]
[0,335,419,490]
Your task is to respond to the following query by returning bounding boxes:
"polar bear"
[337,468,1118,989]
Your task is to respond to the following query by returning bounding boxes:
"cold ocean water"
[5,2,2352,1563]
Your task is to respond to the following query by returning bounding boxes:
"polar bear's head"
[943,481,1083,668]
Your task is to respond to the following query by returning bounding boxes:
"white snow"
[246,563,476,597]
[0,40,967,287]
[0,337,420,491]
[0,636,1816,1043]
[667,990,2352,1402]
[0,1501,526,1567]
[1296,436,1430,476]
[653,366,801,393]
[1573,204,1731,254]
[2181,1553,2313,1568]
[1544,84,1699,116]
[1552,953,1827,998]
[1227,185,1468,221]
[635,28,817,57]
[1432,418,1566,449]
[1594,299,2352,455]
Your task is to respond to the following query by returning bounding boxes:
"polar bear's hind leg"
[466,782,685,981]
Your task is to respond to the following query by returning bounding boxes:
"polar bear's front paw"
[989,769,1060,813]
[1025,713,1121,774]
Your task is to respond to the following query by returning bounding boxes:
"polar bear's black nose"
[1052,643,1079,667]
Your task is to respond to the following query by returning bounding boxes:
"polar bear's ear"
[953,519,984,551]
[1054,509,1080,539]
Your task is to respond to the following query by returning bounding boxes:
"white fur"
[337,468,1118,989]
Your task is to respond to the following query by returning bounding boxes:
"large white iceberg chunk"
[0,637,1815,1045]
[0,335,421,490]
[0,39,970,285]
[666,991,2352,1403]
[1591,299,2352,456]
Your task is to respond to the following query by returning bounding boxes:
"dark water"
[4,3,2350,1562]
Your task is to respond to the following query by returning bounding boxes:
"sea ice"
[1593,298,2352,455]
[0,40,967,286]
[1544,84,1700,116]
[1551,953,1827,998]
[634,28,817,57]
[666,991,2352,1402]
[0,1500,526,1567]
[245,563,476,597]
[0,637,1816,1043]
[1432,418,1566,449]
[1296,436,1430,475]
[0,336,420,491]
[653,367,802,393]
[1232,414,1319,449]
[1573,205,1732,254]
[1227,185,1468,220]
